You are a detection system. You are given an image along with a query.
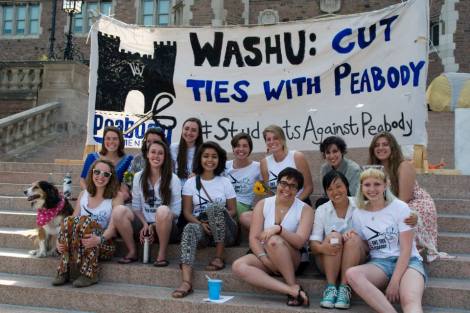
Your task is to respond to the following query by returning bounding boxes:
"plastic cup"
[208,279,223,300]
[330,237,339,245]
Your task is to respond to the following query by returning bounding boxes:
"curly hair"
[85,159,119,199]
[368,132,404,195]
[320,136,347,158]
[193,141,227,176]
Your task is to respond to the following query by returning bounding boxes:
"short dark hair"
[322,170,351,197]
[141,126,167,156]
[231,132,253,154]
[277,167,304,191]
[193,141,227,176]
[319,136,347,157]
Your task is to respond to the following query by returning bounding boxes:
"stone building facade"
[0,0,468,82]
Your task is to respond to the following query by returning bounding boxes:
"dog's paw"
[31,250,47,258]
[28,249,39,256]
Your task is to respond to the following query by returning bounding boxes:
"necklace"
[279,207,288,214]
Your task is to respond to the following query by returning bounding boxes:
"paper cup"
[208,279,223,300]
[330,237,339,245]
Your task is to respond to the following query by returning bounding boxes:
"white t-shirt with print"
[132,171,182,223]
[182,175,236,217]
[224,160,260,206]
[352,199,421,260]
[310,197,356,242]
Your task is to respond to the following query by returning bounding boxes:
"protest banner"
[87,0,429,152]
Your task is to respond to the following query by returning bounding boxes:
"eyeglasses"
[278,180,298,190]
[92,169,112,178]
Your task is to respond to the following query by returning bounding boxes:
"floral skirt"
[57,215,115,279]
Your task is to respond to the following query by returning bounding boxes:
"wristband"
[257,252,267,258]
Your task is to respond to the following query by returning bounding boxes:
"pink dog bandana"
[36,197,66,227]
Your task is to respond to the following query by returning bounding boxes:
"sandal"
[117,256,138,264]
[287,286,309,307]
[205,257,225,271]
[153,259,169,267]
[171,280,193,298]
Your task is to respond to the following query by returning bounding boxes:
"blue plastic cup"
[208,279,223,300]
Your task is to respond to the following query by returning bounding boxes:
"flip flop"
[117,256,138,264]
[153,259,169,267]
[205,257,225,271]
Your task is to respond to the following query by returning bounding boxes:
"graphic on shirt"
[194,192,209,216]
[144,188,162,214]
[268,171,278,191]
[82,207,109,228]
[228,174,251,194]
[365,225,398,251]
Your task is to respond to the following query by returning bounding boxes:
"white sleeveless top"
[265,150,304,197]
[263,196,305,233]
[79,190,113,229]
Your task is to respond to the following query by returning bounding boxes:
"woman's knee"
[345,266,362,285]
[112,205,133,222]
[155,205,172,222]
[232,258,248,277]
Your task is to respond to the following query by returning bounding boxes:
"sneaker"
[72,275,98,288]
[320,284,337,308]
[51,273,69,286]
[335,284,352,309]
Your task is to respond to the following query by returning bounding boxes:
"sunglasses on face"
[278,180,298,190]
[92,169,112,178]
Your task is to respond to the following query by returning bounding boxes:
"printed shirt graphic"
[352,199,421,260]
[182,176,236,217]
[131,171,182,223]
[79,191,112,229]
[224,160,260,206]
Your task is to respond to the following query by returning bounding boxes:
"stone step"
[0,304,92,313]
[0,183,81,197]
[0,162,83,173]
[0,272,469,312]
[0,171,81,185]
[438,214,470,233]
[427,254,470,279]
[417,175,470,200]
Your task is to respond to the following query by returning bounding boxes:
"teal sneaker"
[320,284,337,308]
[335,284,352,309]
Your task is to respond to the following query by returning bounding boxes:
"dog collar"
[36,197,66,227]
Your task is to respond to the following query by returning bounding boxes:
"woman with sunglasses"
[80,126,133,189]
[172,141,238,298]
[346,168,426,313]
[53,159,124,287]
[114,140,182,265]
[368,132,441,262]
[232,167,313,307]
[170,117,203,186]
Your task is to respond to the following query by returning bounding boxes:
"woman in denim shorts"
[346,168,426,313]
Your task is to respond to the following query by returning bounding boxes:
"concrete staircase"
[0,160,470,313]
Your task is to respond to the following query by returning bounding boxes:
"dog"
[24,181,74,257]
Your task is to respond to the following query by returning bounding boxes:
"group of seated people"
[51,118,442,313]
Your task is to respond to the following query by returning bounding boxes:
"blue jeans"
[368,256,427,283]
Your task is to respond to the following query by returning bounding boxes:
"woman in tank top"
[53,159,124,288]
[232,167,313,307]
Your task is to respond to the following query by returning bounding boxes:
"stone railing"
[0,101,61,155]
[0,62,44,92]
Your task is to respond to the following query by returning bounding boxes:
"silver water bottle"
[143,237,150,264]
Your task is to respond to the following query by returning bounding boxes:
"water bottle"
[143,237,150,264]
[63,172,72,199]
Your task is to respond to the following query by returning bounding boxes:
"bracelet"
[257,252,267,258]
[278,224,283,235]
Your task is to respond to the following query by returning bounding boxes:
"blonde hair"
[262,125,287,152]
[355,168,395,209]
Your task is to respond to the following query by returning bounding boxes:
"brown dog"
[24,181,74,257]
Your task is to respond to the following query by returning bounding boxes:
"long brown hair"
[85,159,119,198]
[141,141,173,205]
[100,126,125,157]
[368,132,404,195]
[176,117,203,179]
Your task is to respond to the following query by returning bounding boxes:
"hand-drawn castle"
[95,32,177,115]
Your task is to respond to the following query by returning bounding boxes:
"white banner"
[87,0,429,152]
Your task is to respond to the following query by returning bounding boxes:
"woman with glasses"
[346,168,426,313]
[170,117,204,186]
[79,126,133,189]
[53,159,124,288]
[114,140,181,265]
[368,132,441,262]
[172,141,237,298]
[232,167,313,307]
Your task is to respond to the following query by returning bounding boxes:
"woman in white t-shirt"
[130,140,182,267]
[309,170,368,309]
[346,168,426,313]
[172,141,238,298]
[170,117,203,187]
[225,133,260,230]
[232,167,313,307]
